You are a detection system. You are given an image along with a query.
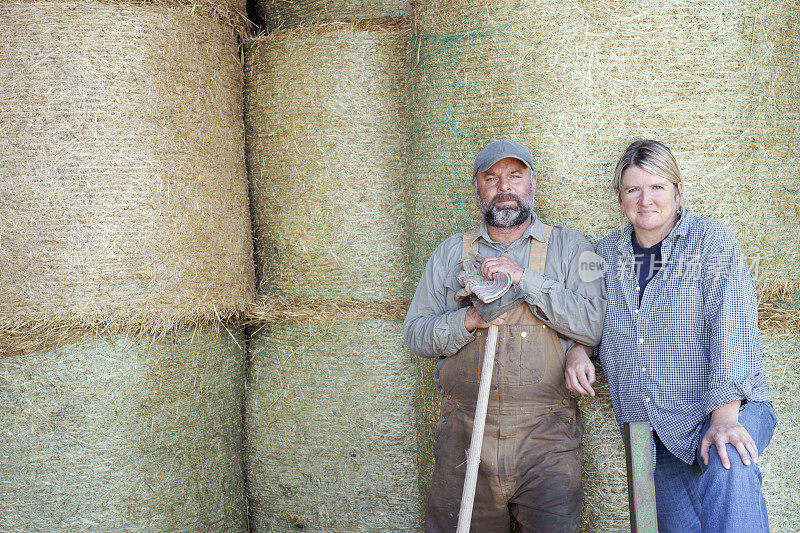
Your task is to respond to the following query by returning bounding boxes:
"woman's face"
[619,165,683,239]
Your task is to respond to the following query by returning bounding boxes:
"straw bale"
[0,2,255,342]
[245,319,419,531]
[244,20,411,301]
[406,0,800,295]
[760,333,800,532]
[255,0,411,30]
[15,0,250,33]
[576,374,629,531]
[0,327,247,531]
[759,292,800,336]
[247,293,409,324]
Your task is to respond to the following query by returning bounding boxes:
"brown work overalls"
[425,226,584,533]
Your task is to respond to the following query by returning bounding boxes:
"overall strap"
[461,229,479,261]
[527,224,553,275]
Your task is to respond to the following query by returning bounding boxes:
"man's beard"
[478,192,534,228]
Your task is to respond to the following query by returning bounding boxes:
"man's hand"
[480,254,525,284]
[564,343,595,397]
[700,400,758,469]
[464,306,507,331]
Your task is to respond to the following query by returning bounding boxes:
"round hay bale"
[760,332,800,532]
[244,20,410,302]
[0,2,255,344]
[245,318,419,531]
[577,373,629,531]
[0,327,247,531]
[254,0,410,31]
[407,1,800,296]
[12,0,250,31]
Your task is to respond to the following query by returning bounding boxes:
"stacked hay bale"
[759,328,800,532]
[0,1,254,529]
[407,1,800,530]
[243,18,418,532]
[252,0,411,30]
[408,0,800,296]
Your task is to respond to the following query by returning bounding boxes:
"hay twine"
[0,327,248,531]
[244,19,411,301]
[0,1,256,344]
[254,0,411,31]
[406,0,800,296]
[245,319,419,531]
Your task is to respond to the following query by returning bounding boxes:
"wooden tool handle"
[456,323,499,533]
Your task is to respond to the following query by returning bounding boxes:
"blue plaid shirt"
[597,211,770,464]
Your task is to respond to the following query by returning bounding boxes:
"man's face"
[472,157,536,228]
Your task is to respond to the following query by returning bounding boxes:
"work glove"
[455,254,525,323]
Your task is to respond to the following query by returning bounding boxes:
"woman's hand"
[565,343,596,397]
[700,400,759,469]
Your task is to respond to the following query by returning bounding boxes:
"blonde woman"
[566,139,776,532]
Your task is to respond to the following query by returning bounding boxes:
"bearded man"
[403,139,606,532]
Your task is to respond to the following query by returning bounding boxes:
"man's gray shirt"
[403,215,607,387]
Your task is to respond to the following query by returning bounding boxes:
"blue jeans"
[653,401,777,533]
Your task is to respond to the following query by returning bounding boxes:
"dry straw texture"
[245,319,419,531]
[0,2,255,345]
[255,0,411,30]
[759,291,800,336]
[760,333,800,532]
[0,327,247,531]
[16,0,250,33]
[244,20,410,302]
[407,0,800,297]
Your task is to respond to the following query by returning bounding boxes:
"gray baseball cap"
[473,139,534,177]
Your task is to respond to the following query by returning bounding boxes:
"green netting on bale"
[413,357,439,519]
[244,20,411,303]
[0,327,247,532]
[245,319,419,532]
[254,0,410,30]
[406,0,800,297]
[577,373,629,531]
[760,333,800,532]
[0,2,255,346]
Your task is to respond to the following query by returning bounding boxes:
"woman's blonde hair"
[613,139,682,194]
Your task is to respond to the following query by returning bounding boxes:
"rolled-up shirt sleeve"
[518,227,607,347]
[403,238,475,358]
[700,225,770,415]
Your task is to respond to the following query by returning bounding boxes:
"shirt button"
[639,338,644,344]
[641,367,647,372]
[635,286,640,291]
[520,331,528,338]
[644,397,651,402]
[634,309,639,314]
